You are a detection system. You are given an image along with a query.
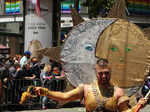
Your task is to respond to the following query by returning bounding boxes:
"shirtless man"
[34,58,126,112]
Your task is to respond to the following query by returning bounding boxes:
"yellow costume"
[19,86,37,104]
[85,81,118,112]
[20,82,143,112]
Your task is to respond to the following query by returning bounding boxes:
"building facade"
[0,0,150,56]
[0,0,24,56]
[60,0,89,44]
[0,0,58,55]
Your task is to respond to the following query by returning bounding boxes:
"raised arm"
[34,84,84,102]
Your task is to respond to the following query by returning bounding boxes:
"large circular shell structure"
[96,19,150,88]
[61,18,149,88]
[61,19,117,87]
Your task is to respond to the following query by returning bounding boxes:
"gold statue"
[19,86,37,104]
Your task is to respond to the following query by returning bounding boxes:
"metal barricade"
[44,78,66,91]
[0,78,66,107]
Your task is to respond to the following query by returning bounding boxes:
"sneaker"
[42,106,47,110]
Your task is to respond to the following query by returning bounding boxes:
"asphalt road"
[1,101,85,112]
[15,107,86,112]
[2,106,150,112]
[1,101,150,112]
[2,107,85,112]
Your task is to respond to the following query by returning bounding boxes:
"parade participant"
[20,50,31,68]
[117,95,148,112]
[33,58,127,112]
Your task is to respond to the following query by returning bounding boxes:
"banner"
[25,0,52,58]
[5,0,21,14]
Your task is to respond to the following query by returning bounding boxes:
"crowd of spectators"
[0,51,66,109]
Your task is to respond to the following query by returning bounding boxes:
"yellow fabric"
[121,105,138,112]
[85,81,118,112]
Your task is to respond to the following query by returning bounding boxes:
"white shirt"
[20,56,28,68]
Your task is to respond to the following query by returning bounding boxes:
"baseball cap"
[24,50,31,56]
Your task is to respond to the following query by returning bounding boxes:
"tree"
[82,0,116,18]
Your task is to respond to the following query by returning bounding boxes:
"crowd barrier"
[0,78,66,106]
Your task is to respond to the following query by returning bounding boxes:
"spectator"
[15,63,36,90]
[13,62,36,103]
[50,62,64,79]
[30,57,43,86]
[40,64,52,109]
[9,63,21,103]
[50,62,65,91]
[13,55,22,64]
[30,57,41,79]
[20,51,31,68]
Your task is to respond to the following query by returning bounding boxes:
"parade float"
[61,0,150,88]
[61,17,150,88]
[18,1,150,111]
[26,0,150,91]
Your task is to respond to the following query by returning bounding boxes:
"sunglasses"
[98,71,110,76]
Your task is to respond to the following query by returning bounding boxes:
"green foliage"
[82,0,116,18]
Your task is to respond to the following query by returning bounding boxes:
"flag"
[35,0,40,17]
[31,0,40,17]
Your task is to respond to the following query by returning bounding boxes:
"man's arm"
[114,87,125,99]
[34,84,84,102]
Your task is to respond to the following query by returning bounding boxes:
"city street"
[2,105,150,112]
[15,107,86,112]
[1,0,150,112]
[2,100,150,112]
[1,101,86,112]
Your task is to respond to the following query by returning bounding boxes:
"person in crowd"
[20,50,31,68]
[142,74,150,97]
[30,57,43,86]
[0,60,8,82]
[21,63,36,80]
[0,79,3,104]
[117,95,147,112]
[8,63,21,103]
[0,59,8,104]
[50,62,64,78]
[30,57,45,78]
[13,62,36,103]
[40,64,53,109]
[13,54,22,64]
[40,64,53,83]
[50,62,65,91]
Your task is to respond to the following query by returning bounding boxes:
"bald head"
[96,58,111,70]
[31,57,38,64]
